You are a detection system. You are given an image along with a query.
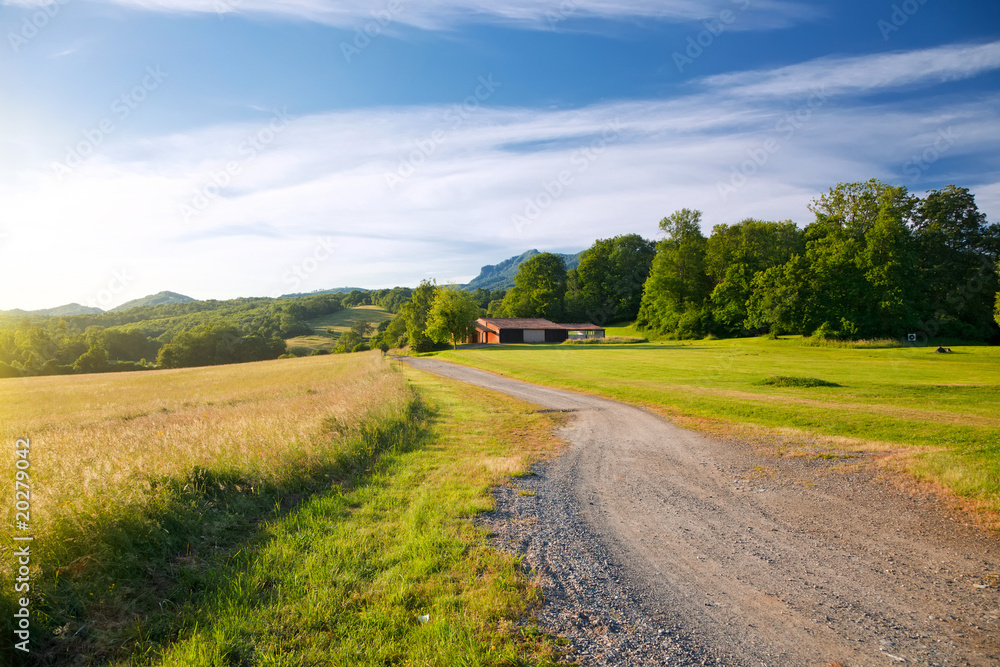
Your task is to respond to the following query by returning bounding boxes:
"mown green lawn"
[435,336,1000,513]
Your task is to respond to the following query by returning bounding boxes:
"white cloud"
[2,43,999,310]
[3,0,818,30]
[703,40,1000,98]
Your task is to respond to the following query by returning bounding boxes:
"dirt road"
[401,357,1000,666]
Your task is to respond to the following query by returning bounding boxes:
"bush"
[562,336,647,345]
[351,343,370,353]
[760,375,840,388]
[310,348,331,356]
[812,321,838,340]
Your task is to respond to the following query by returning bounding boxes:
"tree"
[747,181,921,338]
[913,185,1000,339]
[334,330,363,353]
[399,280,439,351]
[745,255,815,334]
[567,234,656,324]
[351,319,374,338]
[73,344,110,374]
[341,290,369,307]
[498,253,567,319]
[807,178,915,238]
[376,314,408,349]
[704,219,803,334]
[636,209,711,336]
[426,289,481,349]
[995,259,1000,328]
[375,287,413,313]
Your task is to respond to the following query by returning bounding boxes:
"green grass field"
[0,354,564,665]
[285,305,393,353]
[434,336,1000,516]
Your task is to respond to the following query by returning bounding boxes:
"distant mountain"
[278,287,367,298]
[109,291,196,312]
[39,303,104,316]
[0,303,103,317]
[464,249,583,291]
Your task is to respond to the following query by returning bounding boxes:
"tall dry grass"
[0,352,406,529]
[0,352,416,662]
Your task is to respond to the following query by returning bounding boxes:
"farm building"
[472,318,605,344]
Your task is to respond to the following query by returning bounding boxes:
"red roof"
[477,318,603,331]
[477,318,558,331]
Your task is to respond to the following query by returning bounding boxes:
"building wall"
[523,329,546,343]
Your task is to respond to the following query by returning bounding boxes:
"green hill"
[109,291,196,312]
[464,249,583,291]
[0,303,103,317]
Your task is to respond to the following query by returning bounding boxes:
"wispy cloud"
[5,0,820,30]
[703,40,1000,98]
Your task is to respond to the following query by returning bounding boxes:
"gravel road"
[400,356,1000,666]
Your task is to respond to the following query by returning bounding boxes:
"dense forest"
[3,179,997,378]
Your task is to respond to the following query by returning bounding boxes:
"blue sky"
[1,0,998,310]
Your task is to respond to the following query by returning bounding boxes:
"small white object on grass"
[418,614,430,624]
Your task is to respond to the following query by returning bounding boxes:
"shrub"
[760,375,840,388]
[561,336,647,345]
[812,321,838,340]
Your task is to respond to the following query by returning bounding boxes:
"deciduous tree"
[426,288,481,349]
[567,234,655,324]
[498,253,567,319]
[637,209,710,336]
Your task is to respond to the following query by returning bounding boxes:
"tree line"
[396,180,997,344]
[638,182,999,341]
